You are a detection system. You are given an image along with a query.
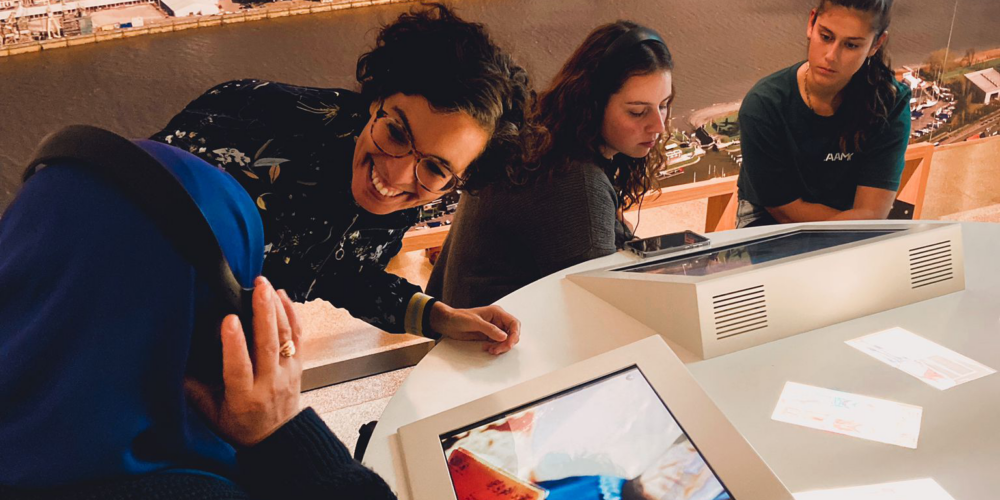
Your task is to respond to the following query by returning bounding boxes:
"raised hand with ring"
[185,276,304,447]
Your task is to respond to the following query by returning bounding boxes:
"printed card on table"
[771,382,922,449]
[794,478,955,500]
[846,327,996,390]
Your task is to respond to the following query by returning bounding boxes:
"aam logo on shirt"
[824,152,854,162]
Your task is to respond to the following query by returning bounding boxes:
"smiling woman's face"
[351,94,489,215]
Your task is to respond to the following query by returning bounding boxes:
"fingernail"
[224,315,241,335]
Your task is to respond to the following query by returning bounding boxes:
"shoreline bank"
[686,101,742,130]
[0,0,414,58]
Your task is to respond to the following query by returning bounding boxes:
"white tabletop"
[364,221,1000,499]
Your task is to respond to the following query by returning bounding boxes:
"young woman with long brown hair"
[736,0,911,227]
[427,21,674,308]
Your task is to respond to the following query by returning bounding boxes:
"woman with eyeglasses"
[152,4,527,352]
[427,21,674,308]
[735,0,910,227]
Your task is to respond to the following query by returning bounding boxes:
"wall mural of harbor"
[1,0,999,215]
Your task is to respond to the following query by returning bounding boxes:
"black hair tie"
[594,26,668,93]
[599,26,667,65]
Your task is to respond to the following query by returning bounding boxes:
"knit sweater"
[427,156,623,308]
[0,408,396,500]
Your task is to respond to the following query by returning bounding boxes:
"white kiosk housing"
[568,223,965,359]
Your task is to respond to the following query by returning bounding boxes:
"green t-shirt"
[736,62,911,223]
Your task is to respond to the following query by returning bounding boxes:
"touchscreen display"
[440,367,732,500]
[620,229,899,276]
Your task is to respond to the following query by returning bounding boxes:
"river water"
[1,0,998,208]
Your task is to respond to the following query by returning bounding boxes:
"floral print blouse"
[152,79,423,334]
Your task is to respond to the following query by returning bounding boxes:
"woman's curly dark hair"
[513,21,674,210]
[355,3,533,192]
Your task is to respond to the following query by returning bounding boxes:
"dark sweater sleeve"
[237,408,397,500]
[525,161,619,277]
[0,472,253,500]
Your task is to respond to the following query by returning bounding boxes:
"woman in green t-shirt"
[736,0,911,227]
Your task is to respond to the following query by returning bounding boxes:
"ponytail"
[815,0,897,152]
[838,40,898,152]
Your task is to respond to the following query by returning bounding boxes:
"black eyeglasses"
[369,102,463,194]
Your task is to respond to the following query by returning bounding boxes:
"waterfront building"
[899,67,946,112]
[901,67,922,91]
[2,0,151,20]
[965,68,1000,105]
[664,142,683,161]
[0,0,159,41]
[664,141,706,170]
[160,0,217,16]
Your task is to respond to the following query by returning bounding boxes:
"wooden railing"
[628,175,739,232]
[917,135,1000,220]
[896,142,935,220]
[400,224,452,253]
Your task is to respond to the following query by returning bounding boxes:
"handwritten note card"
[772,382,922,449]
[847,327,996,390]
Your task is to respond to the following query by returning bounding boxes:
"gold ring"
[279,340,296,358]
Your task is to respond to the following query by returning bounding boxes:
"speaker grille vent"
[713,285,767,340]
[909,240,953,289]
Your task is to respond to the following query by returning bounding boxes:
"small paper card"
[772,382,922,449]
[847,327,996,390]
[794,478,955,500]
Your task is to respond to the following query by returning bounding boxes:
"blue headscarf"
[0,140,264,488]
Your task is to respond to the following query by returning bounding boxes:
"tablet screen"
[619,229,898,276]
[439,367,733,500]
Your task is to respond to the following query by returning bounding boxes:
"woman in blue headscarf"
[0,138,396,499]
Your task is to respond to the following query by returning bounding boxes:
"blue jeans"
[735,199,778,228]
